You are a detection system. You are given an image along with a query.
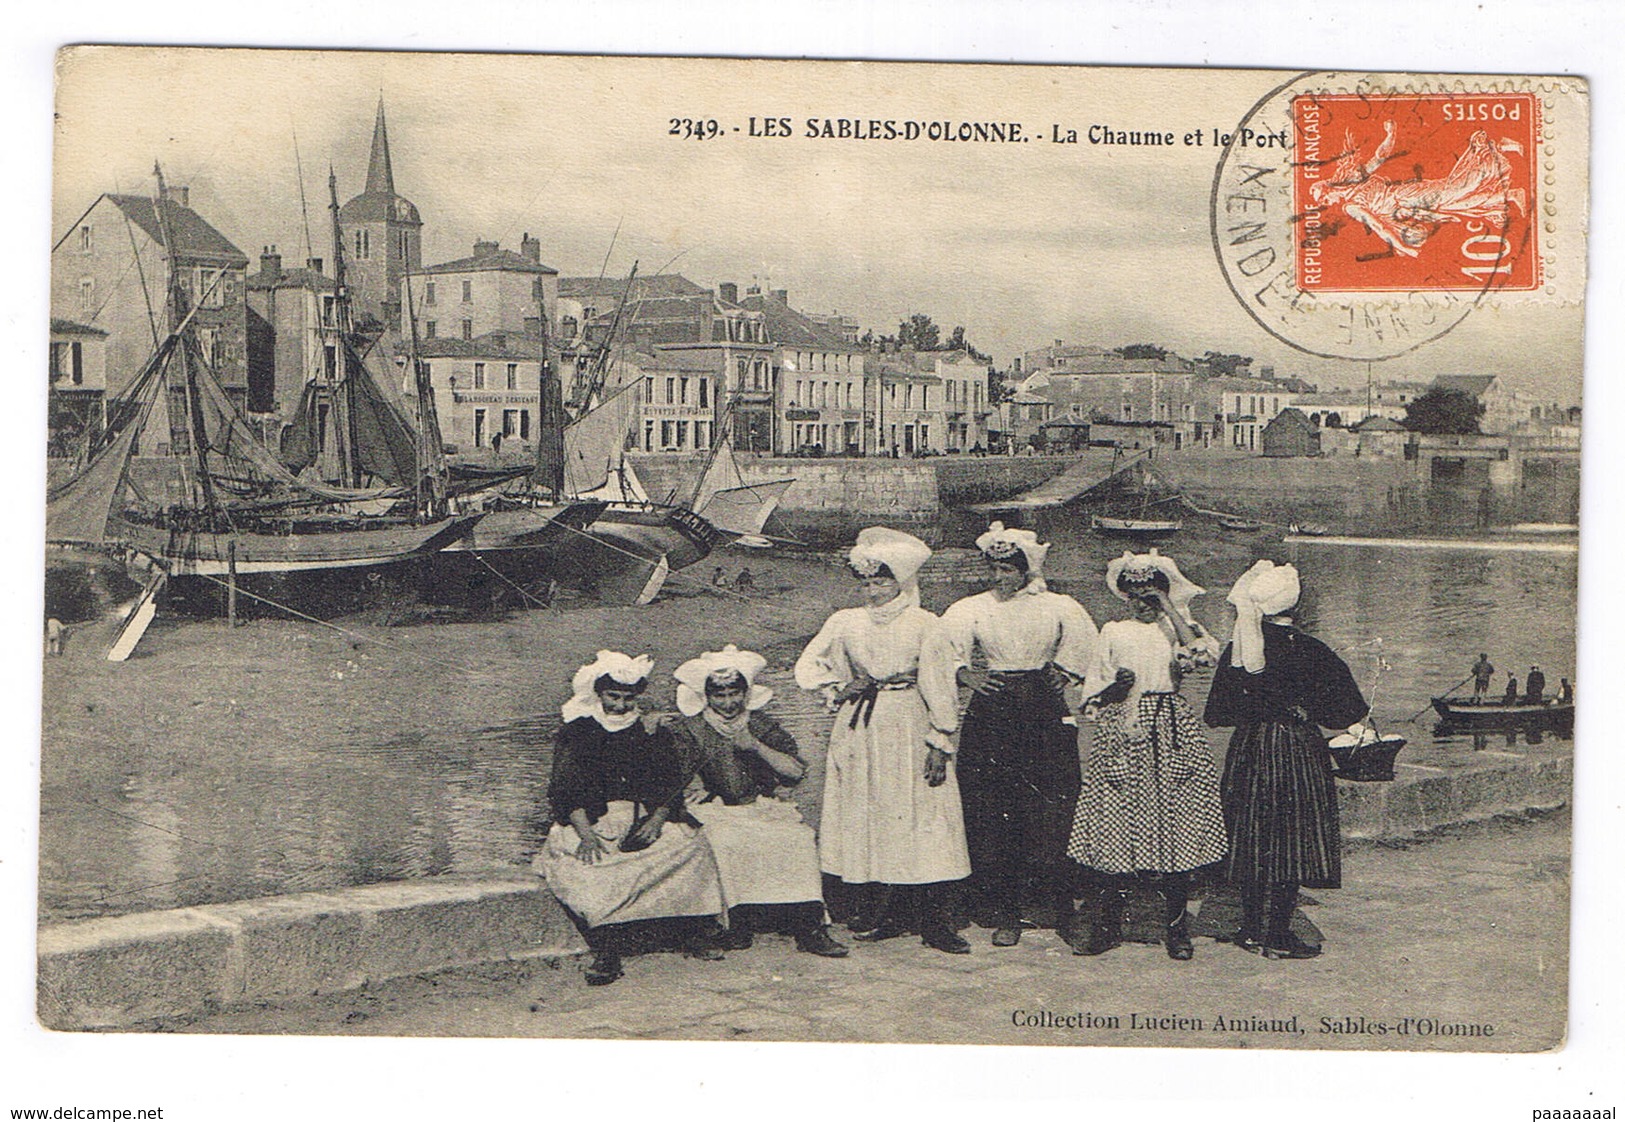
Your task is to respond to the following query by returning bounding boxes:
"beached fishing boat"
[1430,696,1575,727]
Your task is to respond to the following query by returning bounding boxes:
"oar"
[1406,674,1473,723]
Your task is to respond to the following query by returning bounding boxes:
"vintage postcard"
[39,48,1586,1055]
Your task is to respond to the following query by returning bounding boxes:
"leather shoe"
[716,927,754,951]
[1165,919,1194,961]
[1074,924,1122,957]
[921,927,971,955]
[1262,933,1322,960]
[795,927,850,958]
[585,952,623,986]
[991,926,1022,947]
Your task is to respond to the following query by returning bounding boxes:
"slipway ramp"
[969,448,1150,511]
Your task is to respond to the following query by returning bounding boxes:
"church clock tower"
[337,99,422,338]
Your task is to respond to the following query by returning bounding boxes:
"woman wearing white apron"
[536,651,726,986]
[795,527,972,954]
[669,644,849,958]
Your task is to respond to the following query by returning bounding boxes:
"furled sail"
[563,380,641,497]
[45,423,141,545]
[692,439,792,536]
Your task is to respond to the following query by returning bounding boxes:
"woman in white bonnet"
[1065,551,1228,960]
[1204,560,1372,960]
[925,521,1098,948]
[795,527,972,954]
[668,644,849,958]
[537,651,727,986]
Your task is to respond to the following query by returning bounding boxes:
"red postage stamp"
[1292,91,1542,292]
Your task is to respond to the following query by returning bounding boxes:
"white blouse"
[921,587,1099,733]
[1080,618,1221,699]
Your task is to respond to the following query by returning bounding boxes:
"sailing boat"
[527,264,721,604]
[1089,455,1182,536]
[689,398,795,548]
[46,166,485,639]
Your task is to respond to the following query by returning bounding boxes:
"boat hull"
[114,514,479,619]
[552,503,719,605]
[1430,697,1575,728]
[113,514,478,576]
[1091,515,1182,536]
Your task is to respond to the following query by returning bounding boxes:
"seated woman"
[536,651,727,986]
[668,645,849,958]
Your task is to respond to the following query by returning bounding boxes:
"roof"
[737,291,858,351]
[247,265,336,292]
[1352,415,1407,432]
[50,318,107,337]
[1431,374,1497,398]
[642,346,726,372]
[1264,407,1314,429]
[1293,392,1366,407]
[559,274,709,302]
[99,194,248,266]
[416,330,546,360]
[336,102,423,226]
[418,248,557,276]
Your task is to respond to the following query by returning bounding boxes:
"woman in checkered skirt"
[1066,552,1228,961]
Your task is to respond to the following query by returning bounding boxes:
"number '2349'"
[669,118,722,139]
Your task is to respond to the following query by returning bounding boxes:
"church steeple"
[364,97,395,197]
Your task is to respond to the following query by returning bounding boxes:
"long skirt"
[1066,692,1229,875]
[958,670,1081,910]
[536,801,725,927]
[1219,719,1342,889]
[821,687,971,885]
[688,798,824,909]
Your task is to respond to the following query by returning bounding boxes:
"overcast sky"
[53,48,1584,401]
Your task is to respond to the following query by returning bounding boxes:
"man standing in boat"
[1524,665,1547,705]
[1470,653,1495,701]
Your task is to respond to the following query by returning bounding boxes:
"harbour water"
[38,519,1576,923]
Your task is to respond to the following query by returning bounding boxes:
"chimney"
[260,245,282,279]
[772,288,788,304]
[746,284,761,296]
[307,257,324,275]
[520,233,541,263]
[474,238,499,256]
[719,282,738,304]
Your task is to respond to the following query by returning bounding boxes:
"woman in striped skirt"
[1203,560,1371,960]
[1066,552,1228,960]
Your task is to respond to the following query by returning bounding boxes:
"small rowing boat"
[1091,514,1182,536]
[1216,515,1265,532]
[1430,696,1574,727]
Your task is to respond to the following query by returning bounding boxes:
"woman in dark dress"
[537,651,726,986]
[1204,561,1372,960]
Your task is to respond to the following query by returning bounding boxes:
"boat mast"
[401,270,446,519]
[327,169,361,488]
[152,163,218,517]
[534,288,567,499]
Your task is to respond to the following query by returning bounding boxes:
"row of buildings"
[49,100,1580,467]
[48,101,998,462]
[1004,343,1580,457]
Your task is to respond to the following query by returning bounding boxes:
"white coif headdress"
[1106,550,1205,624]
[563,650,655,728]
[673,644,773,717]
[975,522,1050,587]
[1225,560,1302,673]
[848,526,932,622]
